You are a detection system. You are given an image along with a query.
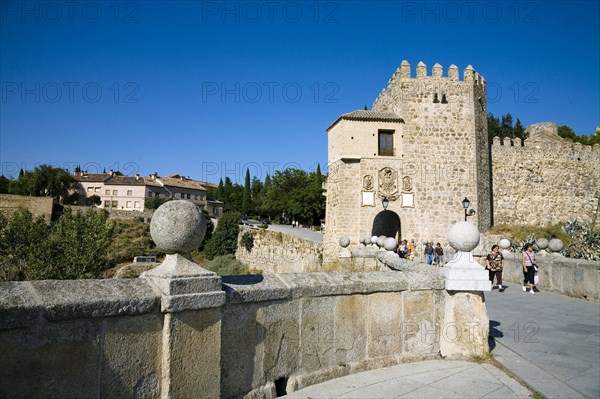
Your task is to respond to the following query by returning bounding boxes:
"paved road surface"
[244,221,324,242]
[485,282,600,399]
[284,360,531,398]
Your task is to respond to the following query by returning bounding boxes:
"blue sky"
[1,0,599,184]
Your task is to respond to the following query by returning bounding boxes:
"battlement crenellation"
[490,134,600,157]
[387,60,485,86]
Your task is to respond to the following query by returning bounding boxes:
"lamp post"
[462,197,476,221]
[382,197,389,210]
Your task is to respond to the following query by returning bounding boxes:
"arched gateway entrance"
[371,210,400,240]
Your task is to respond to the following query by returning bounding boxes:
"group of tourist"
[396,240,445,266]
[393,238,541,294]
[485,243,539,294]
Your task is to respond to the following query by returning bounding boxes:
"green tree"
[0,175,10,194]
[259,174,271,217]
[558,125,600,146]
[217,178,224,199]
[144,196,170,210]
[260,168,324,226]
[514,118,526,144]
[86,194,101,206]
[558,125,577,141]
[203,211,241,259]
[64,192,81,205]
[242,168,251,215]
[0,209,50,281]
[198,208,214,251]
[487,113,500,143]
[500,113,514,142]
[7,165,75,202]
[250,176,264,214]
[46,208,114,279]
[8,172,33,196]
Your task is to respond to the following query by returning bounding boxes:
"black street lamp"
[462,197,476,221]
[382,197,389,210]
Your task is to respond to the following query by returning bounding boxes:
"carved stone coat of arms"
[378,167,399,200]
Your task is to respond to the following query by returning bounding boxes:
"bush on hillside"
[203,211,241,260]
[204,254,249,276]
[0,208,114,280]
[107,218,161,266]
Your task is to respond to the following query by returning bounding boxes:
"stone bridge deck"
[286,282,600,398]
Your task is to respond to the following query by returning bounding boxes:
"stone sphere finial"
[384,237,398,251]
[535,238,549,250]
[549,238,564,252]
[447,222,480,252]
[499,238,511,249]
[150,200,206,254]
[371,235,379,245]
[339,236,350,248]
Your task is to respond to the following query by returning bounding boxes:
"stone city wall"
[490,251,600,301]
[0,270,489,398]
[235,226,324,274]
[0,194,54,222]
[491,125,600,226]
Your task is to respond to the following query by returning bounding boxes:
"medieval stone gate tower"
[323,60,490,265]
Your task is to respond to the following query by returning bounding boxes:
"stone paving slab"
[283,360,531,398]
[485,282,600,399]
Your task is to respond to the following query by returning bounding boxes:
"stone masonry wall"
[236,225,323,273]
[372,62,489,233]
[491,125,600,226]
[0,270,489,398]
[219,270,454,397]
[0,194,54,222]
[0,280,162,398]
[493,251,600,301]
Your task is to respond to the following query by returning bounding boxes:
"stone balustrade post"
[141,200,225,399]
[439,222,491,358]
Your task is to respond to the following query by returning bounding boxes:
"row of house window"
[103,200,141,209]
[148,192,206,201]
[87,187,134,196]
